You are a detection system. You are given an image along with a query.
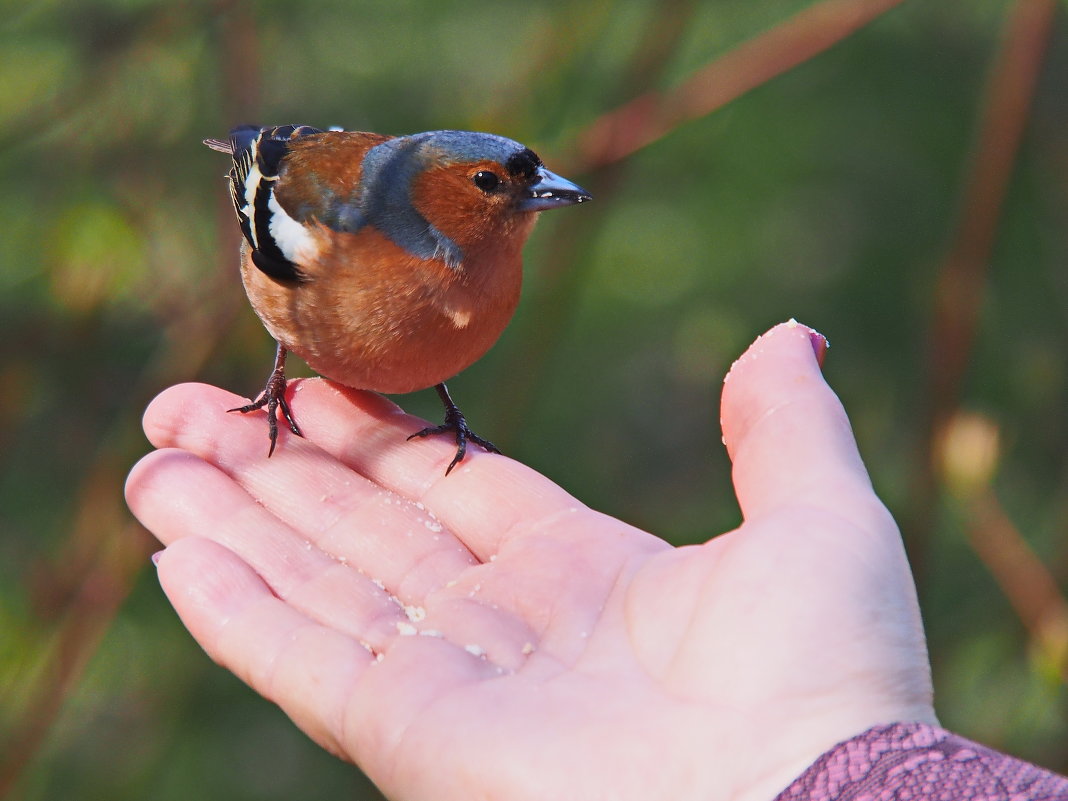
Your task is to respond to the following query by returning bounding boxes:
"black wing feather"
[216,124,325,283]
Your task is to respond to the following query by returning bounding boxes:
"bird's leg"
[408,383,501,474]
[229,342,303,456]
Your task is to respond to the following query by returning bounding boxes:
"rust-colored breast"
[240,221,527,393]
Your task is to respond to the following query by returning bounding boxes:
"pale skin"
[125,321,938,801]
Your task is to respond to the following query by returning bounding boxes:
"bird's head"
[360,131,591,266]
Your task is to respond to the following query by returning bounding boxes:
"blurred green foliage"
[1,0,1067,798]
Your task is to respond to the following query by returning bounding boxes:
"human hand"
[125,321,936,801]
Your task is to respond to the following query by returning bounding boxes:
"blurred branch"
[937,411,1068,680]
[0,318,246,801]
[0,5,187,151]
[0,456,151,798]
[0,4,265,795]
[497,0,698,443]
[910,0,1056,577]
[927,0,1056,427]
[214,0,263,125]
[503,0,908,447]
[572,0,908,173]
[966,490,1068,682]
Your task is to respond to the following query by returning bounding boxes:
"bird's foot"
[408,389,500,475]
[230,345,302,456]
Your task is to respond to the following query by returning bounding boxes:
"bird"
[204,123,591,473]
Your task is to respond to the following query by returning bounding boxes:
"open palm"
[125,322,935,801]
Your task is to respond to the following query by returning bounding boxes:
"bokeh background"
[2,0,1067,797]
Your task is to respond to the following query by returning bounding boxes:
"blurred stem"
[965,490,1068,682]
[497,0,698,443]
[571,0,908,172]
[910,0,1056,583]
[0,4,264,796]
[0,466,150,798]
[214,0,263,124]
[503,0,909,447]
[0,5,191,151]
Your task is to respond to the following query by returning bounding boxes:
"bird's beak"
[519,167,592,212]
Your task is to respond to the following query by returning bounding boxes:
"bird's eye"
[473,170,501,193]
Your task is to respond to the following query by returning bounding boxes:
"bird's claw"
[229,356,302,456]
[408,406,500,475]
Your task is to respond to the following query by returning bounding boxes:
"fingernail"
[809,330,829,368]
[151,550,164,566]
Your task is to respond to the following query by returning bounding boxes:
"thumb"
[720,321,873,523]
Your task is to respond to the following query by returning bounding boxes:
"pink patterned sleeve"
[775,722,1068,801]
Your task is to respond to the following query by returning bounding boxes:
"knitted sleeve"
[775,722,1068,800]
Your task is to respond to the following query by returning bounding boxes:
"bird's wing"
[224,124,324,282]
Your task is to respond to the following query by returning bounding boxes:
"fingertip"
[720,320,829,459]
[809,327,830,368]
[125,446,175,516]
[140,380,331,456]
[125,446,202,512]
[155,536,261,629]
[141,382,238,449]
[723,319,826,380]
[125,453,152,518]
[125,450,153,507]
[143,381,230,417]
[720,321,872,519]
[155,535,374,738]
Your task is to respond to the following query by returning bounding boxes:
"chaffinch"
[205,124,591,473]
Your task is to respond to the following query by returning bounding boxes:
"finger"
[156,537,502,769]
[126,449,406,649]
[137,383,658,658]
[153,537,375,757]
[285,379,587,560]
[720,321,877,522]
[144,380,584,564]
[140,383,480,601]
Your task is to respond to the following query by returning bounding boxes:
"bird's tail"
[203,138,234,154]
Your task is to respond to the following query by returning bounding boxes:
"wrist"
[770,720,1068,801]
[730,704,939,801]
